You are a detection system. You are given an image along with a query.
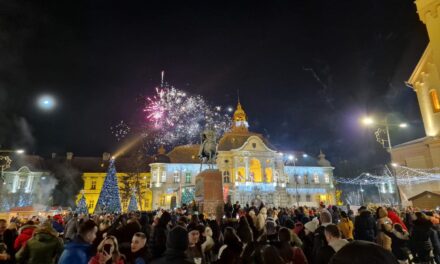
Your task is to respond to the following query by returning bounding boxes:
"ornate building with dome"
[149,101,335,209]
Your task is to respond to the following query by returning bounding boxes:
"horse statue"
[198,129,217,171]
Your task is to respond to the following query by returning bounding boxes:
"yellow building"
[391,0,440,200]
[70,152,153,213]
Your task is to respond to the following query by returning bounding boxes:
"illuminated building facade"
[150,102,335,208]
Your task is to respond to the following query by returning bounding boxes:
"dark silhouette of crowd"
[0,201,440,263]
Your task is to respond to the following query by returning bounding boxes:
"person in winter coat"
[331,206,340,224]
[410,212,434,263]
[315,224,348,264]
[151,226,193,264]
[14,221,36,251]
[126,232,152,264]
[338,211,354,240]
[217,227,243,264]
[149,211,171,259]
[277,227,307,264]
[108,217,142,258]
[2,222,17,264]
[387,208,408,231]
[185,224,204,264]
[88,235,124,264]
[284,219,303,248]
[302,217,319,263]
[256,207,268,235]
[376,207,392,251]
[58,220,98,264]
[15,222,63,264]
[382,223,410,263]
[64,213,79,241]
[312,210,332,263]
[353,206,376,242]
[429,223,440,264]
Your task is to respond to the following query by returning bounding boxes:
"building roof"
[167,145,200,163]
[217,131,275,151]
[392,136,433,149]
[2,154,47,172]
[408,191,440,201]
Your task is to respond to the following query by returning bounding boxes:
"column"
[244,157,249,182]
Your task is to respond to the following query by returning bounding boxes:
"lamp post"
[0,149,25,181]
[361,116,406,208]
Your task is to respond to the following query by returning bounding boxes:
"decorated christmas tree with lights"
[128,192,138,212]
[95,159,121,213]
[76,192,88,214]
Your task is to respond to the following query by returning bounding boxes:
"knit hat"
[166,226,189,251]
[304,218,319,233]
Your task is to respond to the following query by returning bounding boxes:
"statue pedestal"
[195,169,223,221]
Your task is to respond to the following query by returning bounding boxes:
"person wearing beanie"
[185,223,204,263]
[151,226,192,264]
[302,218,319,263]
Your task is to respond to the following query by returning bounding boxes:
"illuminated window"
[304,173,309,184]
[88,200,94,209]
[185,172,192,184]
[223,171,230,183]
[430,90,440,113]
[91,180,96,190]
[161,171,166,183]
[324,174,330,183]
[173,171,180,183]
[313,174,320,184]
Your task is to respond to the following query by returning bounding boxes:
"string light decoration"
[335,164,440,185]
[95,159,122,213]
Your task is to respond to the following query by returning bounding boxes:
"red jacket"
[88,255,125,264]
[388,210,408,231]
[14,225,37,251]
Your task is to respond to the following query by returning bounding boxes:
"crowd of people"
[0,201,439,264]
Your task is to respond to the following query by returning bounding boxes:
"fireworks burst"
[110,120,131,141]
[143,86,230,147]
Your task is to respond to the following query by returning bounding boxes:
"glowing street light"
[16,149,25,154]
[37,95,56,111]
[361,117,375,126]
[302,154,308,158]
[399,123,408,128]
[288,155,294,161]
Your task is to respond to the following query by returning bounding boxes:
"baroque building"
[391,0,440,201]
[149,101,335,209]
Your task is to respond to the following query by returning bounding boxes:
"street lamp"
[361,115,406,208]
[0,149,25,182]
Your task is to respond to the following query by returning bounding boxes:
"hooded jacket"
[376,207,392,251]
[58,235,92,264]
[338,218,354,240]
[15,226,63,264]
[14,225,37,251]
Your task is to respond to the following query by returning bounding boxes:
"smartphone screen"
[103,244,112,254]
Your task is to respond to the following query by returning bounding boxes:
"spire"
[231,98,249,132]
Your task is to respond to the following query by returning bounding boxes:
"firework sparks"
[110,120,131,141]
[143,85,230,147]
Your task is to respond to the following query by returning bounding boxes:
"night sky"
[0,0,429,173]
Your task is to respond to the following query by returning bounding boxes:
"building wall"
[79,171,152,213]
[411,194,440,209]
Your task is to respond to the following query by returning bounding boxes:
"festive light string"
[335,165,440,185]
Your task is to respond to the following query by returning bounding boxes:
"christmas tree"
[76,192,88,214]
[127,192,138,212]
[95,159,121,213]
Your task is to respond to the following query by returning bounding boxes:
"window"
[313,174,320,184]
[223,171,230,183]
[18,178,26,190]
[324,174,330,183]
[152,171,158,182]
[91,180,97,190]
[88,200,94,209]
[431,90,440,112]
[303,173,309,184]
[161,171,167,183]
[185,172,192,184]
[173,171,180,183]
[306,194,311,202]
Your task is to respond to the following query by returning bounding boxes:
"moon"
[37,95,56,110]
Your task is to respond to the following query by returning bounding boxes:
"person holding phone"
[88,236,124,264]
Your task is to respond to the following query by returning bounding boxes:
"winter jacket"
[14,225,36,251]
[312,225,329,263]
[2,227,17,264]
[376,209,392,251]
[337,218,354,240]
[15,228,63,264]
[58,236,92,264]
[149,225,169,259]
[387,210,407,231]
[354,210,376,242]
[410,218,433,259]
[383,229,410,261]
[64,217,79,241]
[88,254,125,264]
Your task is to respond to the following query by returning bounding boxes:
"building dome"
[317,150,331,167]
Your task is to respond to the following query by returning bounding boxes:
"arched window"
[430,90,440,113]
[223,171,230,183]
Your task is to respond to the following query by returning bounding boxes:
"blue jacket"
[58,237,92,264]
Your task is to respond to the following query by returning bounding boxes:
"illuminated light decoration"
[110,120,131,141]
[335,164,440,185]
[76,193,88,214]
[181,187,195,205]
[95,160,122,213]
[128,192,138,212]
